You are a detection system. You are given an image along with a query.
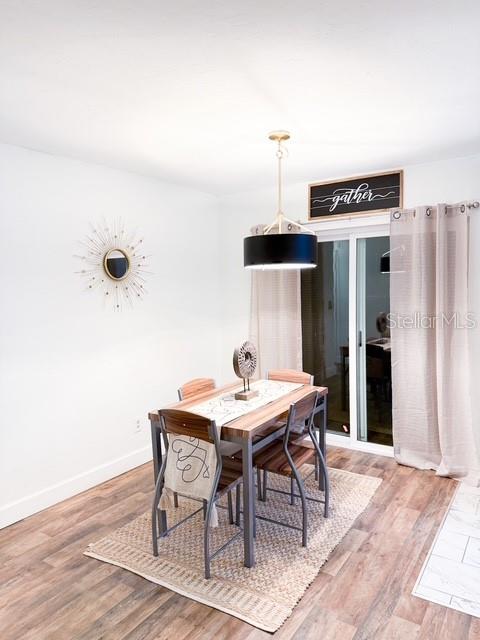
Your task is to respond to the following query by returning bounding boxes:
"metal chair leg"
[151,473,164,557]
[227,491,234,524]
[252,469,257,538]
[257,468,262,500]
[262,469,268,502]
[173,491,179,508]
[309,423,330,518]
[204,499,214,579]
[290,477,295,505]
[314,425,320,481]
[291,470,308,547]
[235,484,241,525]
[318,449,330,518]
[284,436,308,546]
[202,499,207,520]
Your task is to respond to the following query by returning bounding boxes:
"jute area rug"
[85,467,381,633]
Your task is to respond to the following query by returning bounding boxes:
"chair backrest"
[366,344,388,379]
[177,378,215,401]
[160,409,216,444]
[284,391,318,440]
[267,369,313,385]
[160,410,222,496]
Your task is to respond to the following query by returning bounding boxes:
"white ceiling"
[0,0,479,195]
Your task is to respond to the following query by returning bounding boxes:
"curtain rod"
[400,202,479,210]
[446,201,479,212]
[392,201,479,220]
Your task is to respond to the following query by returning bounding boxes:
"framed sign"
[309,170,403,220]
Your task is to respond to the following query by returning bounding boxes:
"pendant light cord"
[277,140,284,230]
[263,131,315,236]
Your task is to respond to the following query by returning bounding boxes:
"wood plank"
[178,377,216,400]
[417,603,448,639]
[376,615,420,640]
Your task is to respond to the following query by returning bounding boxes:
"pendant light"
[243,131,317,270]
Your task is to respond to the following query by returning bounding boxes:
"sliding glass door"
[301,229,392,453]
[301,240,350,437]
[356,237,392,446]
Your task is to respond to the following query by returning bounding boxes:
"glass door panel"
[356,237,392,446]
[301,240,350,435]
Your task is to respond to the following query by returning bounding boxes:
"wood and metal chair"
[178,378,241,462]
[253,391,329,547]
[252,369,314,446]
[177,377,216,401]
[176,377,240,508]
[152,409,244,579]
[264,369,325,496]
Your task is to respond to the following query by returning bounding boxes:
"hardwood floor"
[1,448,478,639]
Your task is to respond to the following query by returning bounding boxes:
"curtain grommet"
[460,204,466,213]
[426,207,432,217]
[392,210,401,220]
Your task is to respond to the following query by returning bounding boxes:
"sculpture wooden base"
[234,389,259,401]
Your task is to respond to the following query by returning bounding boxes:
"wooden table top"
[149,380,328,440]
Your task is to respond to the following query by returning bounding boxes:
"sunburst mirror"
[75,219,150,310]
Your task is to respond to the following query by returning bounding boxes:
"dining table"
[148,380,328,568]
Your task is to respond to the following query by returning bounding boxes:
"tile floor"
[413,482,480,617]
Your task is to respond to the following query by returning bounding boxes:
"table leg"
[241,438,255,568]
[149,417,167,534]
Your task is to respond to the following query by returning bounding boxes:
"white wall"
[0,143,221,528]
[218,153,480,446]
[2,146,479,527]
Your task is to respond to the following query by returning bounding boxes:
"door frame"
[306,215,394,458]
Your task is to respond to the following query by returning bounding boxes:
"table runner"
[189,379,303,426]
[160,379,303,525]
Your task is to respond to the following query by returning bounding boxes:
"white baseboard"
[0,446,152,530]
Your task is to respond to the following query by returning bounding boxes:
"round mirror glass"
[104,249,130,280]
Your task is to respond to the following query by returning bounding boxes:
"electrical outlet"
[135,420,142,433]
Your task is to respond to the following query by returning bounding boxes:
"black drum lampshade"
[242,131,318,271]
[244,233,317,270]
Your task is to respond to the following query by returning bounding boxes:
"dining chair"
[253,370,313,446]
[152,409,244,579]
[176,377,240,507]
[253,391,329,546]
[266,369,314,385]
[263,369,318,497]
[177,377,216,401]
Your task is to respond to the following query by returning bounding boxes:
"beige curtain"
[249,270,303,378]
[390,203,479,484]
[301,244,326,384]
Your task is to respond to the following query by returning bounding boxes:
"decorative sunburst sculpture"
[74,219,150,310]
[233,341,258,400]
